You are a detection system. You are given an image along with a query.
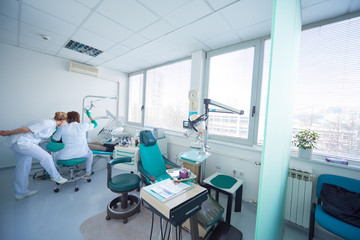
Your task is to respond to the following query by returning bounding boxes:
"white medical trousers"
[54,148,93,176]
[11,142,61,198]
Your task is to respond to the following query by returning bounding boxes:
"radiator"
[285,168,313,228]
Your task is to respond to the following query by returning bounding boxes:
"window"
[206,41,260,144]
[128,73,144,124]
[259,16,360,161]
[144,59,191,131]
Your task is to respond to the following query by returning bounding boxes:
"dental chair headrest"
[140,130,157,146]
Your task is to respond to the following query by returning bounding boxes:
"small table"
[203,172,243,224]
[140,182,208,240]
[180,149,211,183]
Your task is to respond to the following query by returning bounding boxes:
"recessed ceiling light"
[41,35,50,40]
[64,40,103,57]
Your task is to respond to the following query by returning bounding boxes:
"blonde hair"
[54,112,67,121]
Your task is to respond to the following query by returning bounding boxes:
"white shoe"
[52,176,68,184]
[16,190,38,200]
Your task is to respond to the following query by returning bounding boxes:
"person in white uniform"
[52,110,97,177]
[0,112,69,200]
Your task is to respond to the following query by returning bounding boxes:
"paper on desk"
[149,179,190,200]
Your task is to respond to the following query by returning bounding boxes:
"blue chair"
[106,157,141,223]
[309,174,360,240]
[46,142,91,192]
[138,130,179,185]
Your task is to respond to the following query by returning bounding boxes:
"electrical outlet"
[216,165,221,170]
[239,171,245,176]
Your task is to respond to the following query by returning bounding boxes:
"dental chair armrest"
[137,161,156,183]
[163,156,179,168]
[109,157,132,165]
[107,157,132,188]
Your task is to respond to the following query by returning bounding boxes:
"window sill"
[290,152,360,171]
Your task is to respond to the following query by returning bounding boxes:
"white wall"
[0,43,127,168]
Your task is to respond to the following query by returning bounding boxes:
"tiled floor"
[0,161,339,240]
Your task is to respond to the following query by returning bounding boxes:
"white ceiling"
[1,0,359,74]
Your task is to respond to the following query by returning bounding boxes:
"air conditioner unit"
[69,61,98,77]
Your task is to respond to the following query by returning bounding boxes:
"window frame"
[127,70,145,127]
[127,57,192,132]
[203,39,263,145]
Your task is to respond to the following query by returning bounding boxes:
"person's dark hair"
[67,111,80,123]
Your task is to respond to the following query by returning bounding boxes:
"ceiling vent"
[65,40,103,57]
[69,61,98,77]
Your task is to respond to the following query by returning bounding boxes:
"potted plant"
[293,129,319,159]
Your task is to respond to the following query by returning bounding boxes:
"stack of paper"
[144,178,191,201]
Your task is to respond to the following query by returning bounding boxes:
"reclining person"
[52,110,97,178]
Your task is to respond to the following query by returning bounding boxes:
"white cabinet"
[156,137,167,157]
[113,146,139,172]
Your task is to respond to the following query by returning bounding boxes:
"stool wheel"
[106,215,111,220]
[123,218,128,224]
[130,200,134,205]
[54,188,59,193]
[87,179,91,183]
[113,204,118,209]
[75,187,79,192]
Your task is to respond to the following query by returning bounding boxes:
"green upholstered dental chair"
[46,142,91,192]
[106,157,141,223]
[137,130,179,185]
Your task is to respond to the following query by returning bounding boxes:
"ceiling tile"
[219,0,273,30]
[138,0,191,17]
[0,28,17,46]
[202,31,240,49]
[72,28,116,51]
[57,47,94,62]
[164,0,213,28]
[19,34,62,55]
[138,20,175,41]
[107,43,130,55]
[121,34,149,49]
[21,5,77,37]
[97,0,159,32]
[0,0,19,19]
[0,15,18,33]
[159,28,208,53]
[184,13,233,42]
[23,0,91,25]
[21,23,68,46]
[75,0,102,9]
[206,0,239,11]
[237,20,272,41]
[82,12,134,42]
[302,0,352,25]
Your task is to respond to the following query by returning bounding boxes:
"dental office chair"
[137,130,179,185]
[46,142,91,192]
[138,131,243,239]
[309,174,360,240]
[106,157,141,223]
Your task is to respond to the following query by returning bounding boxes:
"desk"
[140,183,207,240]
[203,172,243,224]
[180,150,211,183]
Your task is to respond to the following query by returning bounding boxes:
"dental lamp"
[188,99,244,153]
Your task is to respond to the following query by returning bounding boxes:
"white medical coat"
[8,119,57,149]
[53,122,94,160]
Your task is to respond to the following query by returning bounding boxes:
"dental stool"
[45,142,91,193]
[54,158,91,192]
[106,157,141,223]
